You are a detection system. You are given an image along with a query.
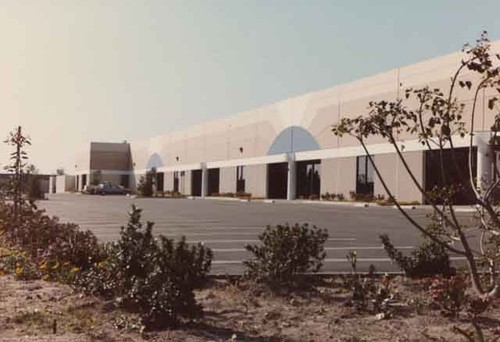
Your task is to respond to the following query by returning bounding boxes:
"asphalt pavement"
[40,194,471,275]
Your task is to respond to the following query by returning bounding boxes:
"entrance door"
[156,172,164,192]
[191,169,202,196]
[173,172,179,193]
[296,160,321,199]
[267,162,288,199]
[208,168,220,196]
[82,174,87,189]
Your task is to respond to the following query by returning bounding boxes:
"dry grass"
[0,275,499,341]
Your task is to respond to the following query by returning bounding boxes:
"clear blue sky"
[1,0,500,173]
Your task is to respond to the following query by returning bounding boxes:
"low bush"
[75,205,213,330]
[137,173,153,197]
[380,234,452,277]
[349,191,375,202]
[0,201,105,282]
[162,190,186,198]
[244,223,328,288]
[321,192,345,201]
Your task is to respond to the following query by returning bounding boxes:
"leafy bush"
[75,205,213,330]
[137,172,154,197]
[244,223,328,288]
[380,234,452,277]
[0,200,105,283]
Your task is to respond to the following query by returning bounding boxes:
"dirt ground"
[0,275,499,341]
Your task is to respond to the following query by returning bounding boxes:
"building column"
[287,153,296,200]
[201,163,208,198]
[475,136,491,192]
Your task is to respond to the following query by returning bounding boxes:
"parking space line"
[212,246,415,253]
[189,237,356,244]
[212,256,467,265]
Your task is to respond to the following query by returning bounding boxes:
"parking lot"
[40,194,467,274]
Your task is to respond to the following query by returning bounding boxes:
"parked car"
[82,184,98,194]
[95,183,130,195]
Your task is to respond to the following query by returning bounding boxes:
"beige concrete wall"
[165,171,174,192]
[130,140,149,170]
[319,158,337,195]
[127,41,500,176]
[397,151,424,203]
[373,154,397,199]
[55,175,66,193]
[219,167,236,194]
[90,142,131,171]
[320,157,357,197]
[373,151,424,203]
[75,145,90,172]
[100,41,500,203]
[183,171,192,196]
[55,175,75,193]
[245,164,267,198]
[48,176,58,194]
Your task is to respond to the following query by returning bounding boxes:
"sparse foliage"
[332,31,500,338]
[380,234,452,277]
[3,126,32,224]
[344,252,396,316]
[332,32,500,300]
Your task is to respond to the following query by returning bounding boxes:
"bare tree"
[332,32,500,302]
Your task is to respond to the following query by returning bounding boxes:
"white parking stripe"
[212,256,467,265]
[189,238,356,244]
[212,246,415,253]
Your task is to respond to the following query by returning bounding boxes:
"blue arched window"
[146,153,164,170]
[267,126,320,155]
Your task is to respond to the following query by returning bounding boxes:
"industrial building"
[67,41,500,203]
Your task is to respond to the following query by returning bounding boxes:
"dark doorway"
[156,172,164,192]
[425,148,477,205]
[267,162,288,199]
[208,168,220,196]
[76,175,80,191]
[82,174,87,189]
[180,171,186,193]
[191,169,202,196]
[236,166,245,193]
[120,174,129,188]
[296,160,321,199]
[173,171,179,192]
[356,156,374,195]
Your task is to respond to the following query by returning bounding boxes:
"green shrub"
[380,234,452,277]
[75,205,213,330]
[0,201,105,282]
[137,173,153,197]
[244,223,328,288]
